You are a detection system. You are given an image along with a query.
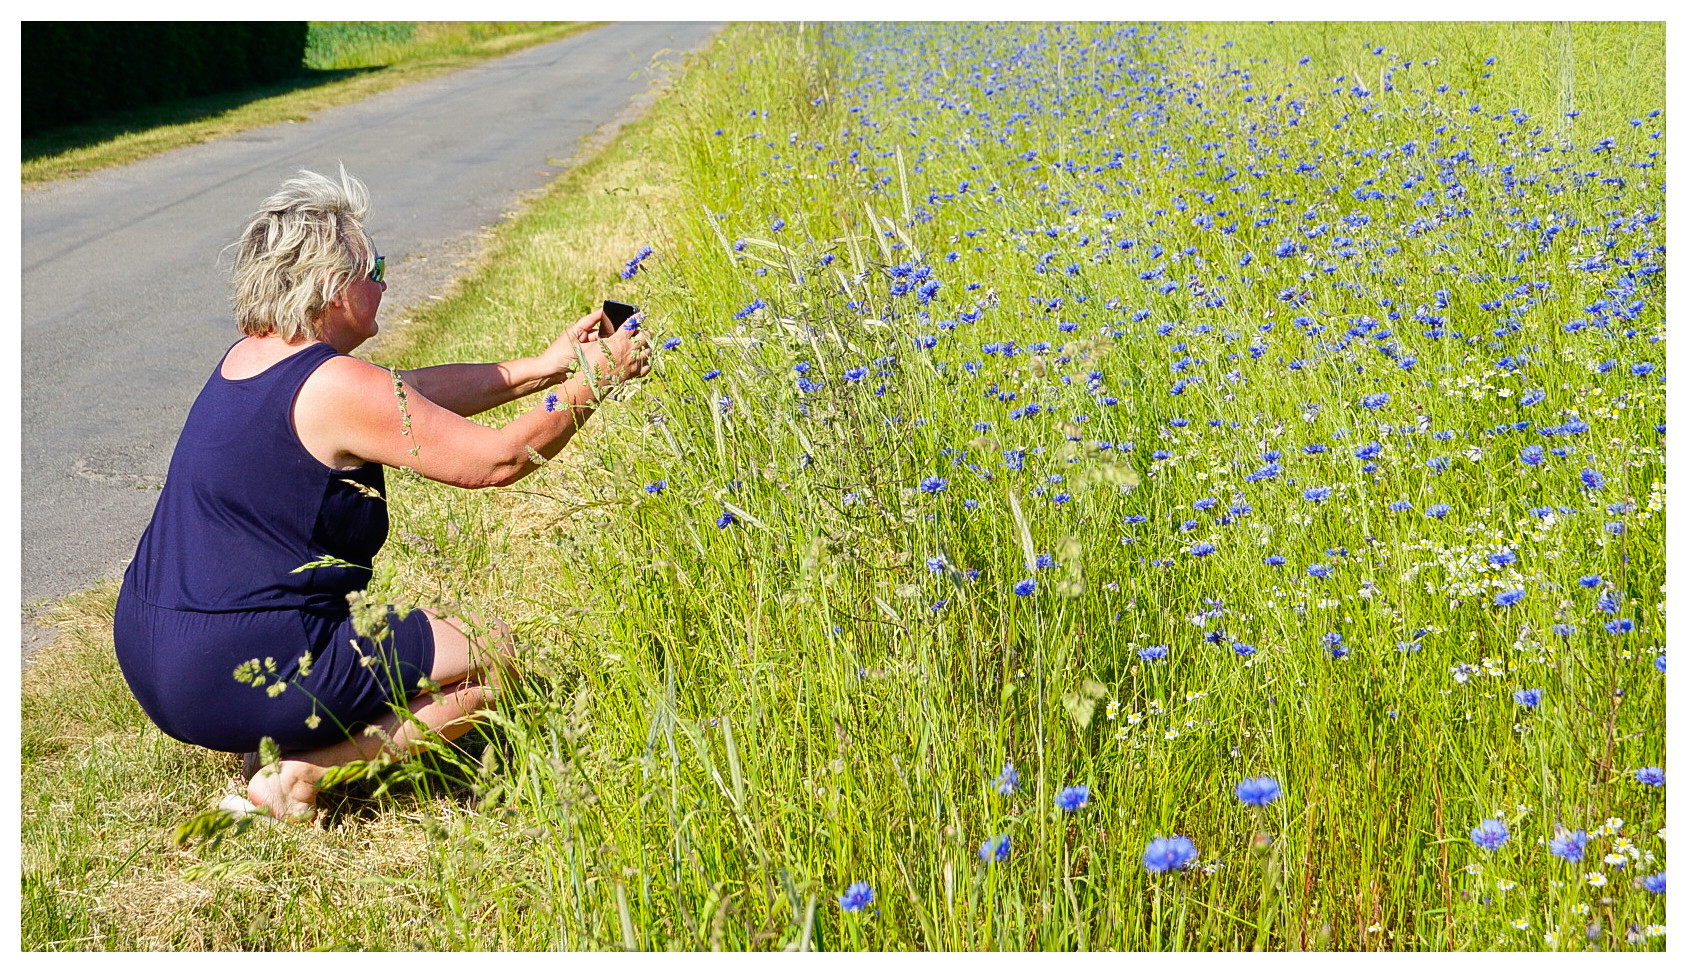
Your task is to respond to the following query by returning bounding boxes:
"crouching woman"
[113,168,650,822]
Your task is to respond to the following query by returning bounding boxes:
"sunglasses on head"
[368,254,385,284]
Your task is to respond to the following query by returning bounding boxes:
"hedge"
[23,22,308,135]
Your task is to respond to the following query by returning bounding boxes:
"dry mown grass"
[22,48,700,949]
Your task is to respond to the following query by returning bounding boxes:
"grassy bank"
[22,22,599,185]
[25,21,1665,951]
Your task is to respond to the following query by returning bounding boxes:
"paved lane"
[21,22,722,627]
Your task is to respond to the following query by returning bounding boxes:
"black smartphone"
[603,300,639,327]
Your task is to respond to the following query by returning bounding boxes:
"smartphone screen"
[604,300,639,327]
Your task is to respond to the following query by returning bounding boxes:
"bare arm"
[296,324,651,489]
[396,357,555,418]
[391,308,617,418]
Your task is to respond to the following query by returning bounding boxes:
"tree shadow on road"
[22,66,388,166]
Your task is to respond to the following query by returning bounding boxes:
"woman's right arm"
[294,327,650,488]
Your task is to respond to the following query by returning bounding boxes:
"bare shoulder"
[298,353,397,408]
[293,354,410,465]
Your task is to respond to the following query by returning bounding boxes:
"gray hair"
[229,167,374,340]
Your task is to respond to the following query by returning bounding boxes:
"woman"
[113,168,650,822]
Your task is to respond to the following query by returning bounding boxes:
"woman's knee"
[426,610,519,684]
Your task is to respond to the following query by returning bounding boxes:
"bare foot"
[246,761,321,825]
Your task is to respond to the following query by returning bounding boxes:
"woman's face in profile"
[321,257,386,350]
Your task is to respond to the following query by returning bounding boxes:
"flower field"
[379,21,1666,950]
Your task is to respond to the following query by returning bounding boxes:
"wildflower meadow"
[400,21,1665,950]
[364,20,1665,950]
[26,21,1665,951]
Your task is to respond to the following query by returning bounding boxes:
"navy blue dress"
[114,341,435,753]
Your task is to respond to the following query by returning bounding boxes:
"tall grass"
[362,21,1664,950]
[303,22,574,71]
[24,22,1664,951]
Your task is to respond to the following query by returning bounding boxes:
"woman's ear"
[322,269,348,309]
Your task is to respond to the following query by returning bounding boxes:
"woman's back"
[124,341,387,615]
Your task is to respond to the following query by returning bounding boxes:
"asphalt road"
[20,22,722,652]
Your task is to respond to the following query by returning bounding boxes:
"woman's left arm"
[394,309,613,417]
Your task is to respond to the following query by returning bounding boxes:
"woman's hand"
[537,309,615,382]
[572,324,652,399]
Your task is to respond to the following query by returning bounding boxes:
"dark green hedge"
[23,22,308,135]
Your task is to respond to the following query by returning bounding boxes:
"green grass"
[23,21,1665,951]
[22,22,600,185]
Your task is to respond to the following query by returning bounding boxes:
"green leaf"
[1061,678,1108,729]
[290,554,361,574]
[257,736,280,771]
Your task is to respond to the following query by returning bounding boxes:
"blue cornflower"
[1322,631,1347,659]
[916,279,942,304]
[660,337,681,351]
[1190,542,1216,557]
[644,480,667,494]
[1303,486,1332,502]
[733,297,767,320]
[1035,553,1055,569]
[1013,578,1036,597]
[1494,589,1526,608]
[1634,767,1665,787]
[1235,776,1283,807]
[1427,503,1451,519]
[1232,642,1257,657]
[1520,389,1545,406]
[1470,818,1511,851]
[920,476,949,495]
[1520,445,1545,466]
[993,761,1020,796]
[1579,575,1602,588]
[1307,563,1331,579]
[716,510,737,529]
[926,557,946,573]
[769,217,785,233]
[979,834,1012,864]
[1193,497,1218,511]
[1142,836,1198,873]
[1581,468,1606,491]
[1359,393,1391,409]
[1263,554,1286,566]
[1657,655,1667,674]
[838,881,874,913]
[1138,644,1168,662]
[1514,688,1543,708]
[1055,785,1091,813]
[1642,873,1666,894]
[702,369,722,380]
[1389,500,1413,512]
[1549,829,1589,862]
[843,366,868,382]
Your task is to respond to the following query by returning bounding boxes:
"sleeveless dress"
[113,341,435,754]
